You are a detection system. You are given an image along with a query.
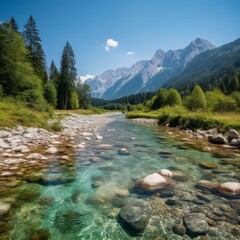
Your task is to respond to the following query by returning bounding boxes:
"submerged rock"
[199,162,218,169]
[54,209,83,233]
[184,212,209,235]
[119,200,151,232]
[140,173,167,191]
[29,228,51,240]
[118,148,130,155]
[0,202,11,217]
[173,223,186,236]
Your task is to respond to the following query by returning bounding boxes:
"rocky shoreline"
[130,117,240,152]
[0,113,115,233]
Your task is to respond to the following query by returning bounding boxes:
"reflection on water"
[1,115,240,239]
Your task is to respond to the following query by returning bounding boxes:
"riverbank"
[126,108,240,133]
[129,117,240,159]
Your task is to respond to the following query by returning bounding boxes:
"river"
[2,114,240,239]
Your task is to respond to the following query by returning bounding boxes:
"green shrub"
[49,120,63,132]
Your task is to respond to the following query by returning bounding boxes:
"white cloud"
[127,51,135,55]
[105,38,118,52]
[79,75,95,82]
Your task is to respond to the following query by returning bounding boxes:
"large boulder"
[184,212,209,235]
[140,173,167,191]
[118,200,151,231]
[228,129,240,140]
[208,134,227,144]
[216,182,240,197]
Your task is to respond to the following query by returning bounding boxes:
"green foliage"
[213,95,237,112]
[185,85,207,110]
[0,85,3,98]
[76,81,91,109]
[44,82,57,107]
[0,98,50,128]
[49,119,63,132]
[0,24,46,110]
[151,88,168,110]
[165,88,182,106]
[22,16,47,82]
[68,91,79,109]
[49,60,59,87]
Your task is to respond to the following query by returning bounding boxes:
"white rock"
[96,135,103,140]
[97,144,112,148]
[219,182,240,194]
[61,155,70,160]
[1,172,14,177]
[11,145,28,152]
[0,131,12,138]
[23,133,34,138]
[141,173,167,187]
[0,139,10,149]
[4,158,26,164]
[0,202,11,215]
[26,153,47,160]
[45,147,58,154]
[76,144,85,149]
[52,141,62,145]
[160,169,173,178]
[21,148,30,153]
[2,153,12,157]
[81,132,93,136]
[85,137,91,141]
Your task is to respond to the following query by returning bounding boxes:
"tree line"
[146,85,240,113]
[0,16,91,111]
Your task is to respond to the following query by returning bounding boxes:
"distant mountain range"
[86,38,240,100]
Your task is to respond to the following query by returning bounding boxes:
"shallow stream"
[2,114,240,239]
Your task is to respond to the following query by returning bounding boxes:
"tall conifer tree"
[9,17,18,31]
[22,16,47,82]
[58,42,77,109]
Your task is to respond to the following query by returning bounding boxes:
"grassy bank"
[0,100,51,129]
[126,106,240,132]
[0,99,107,130]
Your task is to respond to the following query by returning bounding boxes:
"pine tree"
[49,60,59,86]
[58,42,77,109]
[22,16,47,82]
[9,17,18,31]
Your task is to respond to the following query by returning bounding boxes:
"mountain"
[163,38,240,92]
[87,38,215,99]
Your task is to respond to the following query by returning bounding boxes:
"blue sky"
[1,0,240,78]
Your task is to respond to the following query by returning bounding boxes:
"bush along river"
[0,113,240,240]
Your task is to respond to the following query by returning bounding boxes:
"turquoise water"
[4,115,240,239]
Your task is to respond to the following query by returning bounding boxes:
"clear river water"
[3,114,240,240]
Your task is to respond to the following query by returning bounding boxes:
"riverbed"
[1,114,240,239]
